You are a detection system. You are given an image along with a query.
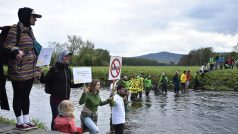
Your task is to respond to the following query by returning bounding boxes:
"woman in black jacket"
[41,50,77,130]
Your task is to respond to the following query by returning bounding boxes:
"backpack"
[39,66,58,94]
[0,25,21,65]
[0,25,20,110]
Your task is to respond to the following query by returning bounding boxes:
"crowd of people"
[1,6,238,134]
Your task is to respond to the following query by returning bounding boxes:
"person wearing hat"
[2,7,42,130]
[40,50,76,130]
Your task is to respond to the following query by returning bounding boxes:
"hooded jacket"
[3,7,41,81]
[18,7,33,27]
[44,51,72,100]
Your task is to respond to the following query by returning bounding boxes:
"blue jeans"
[83,117,99,134]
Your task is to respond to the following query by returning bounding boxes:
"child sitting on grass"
[54,100,82,134]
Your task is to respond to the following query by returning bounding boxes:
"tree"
[178,47,213,66]
[64,35,84,55]
[77,40,95,66]
[48,41,65,65]
[93,49,110,66]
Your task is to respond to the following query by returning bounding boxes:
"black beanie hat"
[18,7,33,27]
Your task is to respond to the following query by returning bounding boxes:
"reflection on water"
[1,81,238,134]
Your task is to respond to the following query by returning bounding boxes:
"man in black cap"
[2,7,42,130]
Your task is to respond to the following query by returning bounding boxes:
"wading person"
[180,71,187,93]
[79,79,112,134]
[111,85,126,134]
[186,70,192,91]
[3,7,42,130]
[159,73,168,94]
[172,71,180,94]
[144,75,152,97]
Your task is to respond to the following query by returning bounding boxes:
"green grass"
[0,116,47,129]
[4,65,238,91]
[0,116,15,125]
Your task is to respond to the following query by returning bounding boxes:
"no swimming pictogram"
[110,58,121,78]
[108,56,122,80]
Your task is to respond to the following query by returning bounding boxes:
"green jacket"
[79,92,110,113]
[144,78,152,88]
[159,75,168,85]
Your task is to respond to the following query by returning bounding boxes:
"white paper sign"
[36,48,54,66]
[73,67,92,84]
[108,56,122,80]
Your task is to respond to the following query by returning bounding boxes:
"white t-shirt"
[112,94,125,125]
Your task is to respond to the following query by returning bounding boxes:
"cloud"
[186,0,238,34]
[0,0,237,57]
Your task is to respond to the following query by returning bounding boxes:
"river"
[1,81,238,134]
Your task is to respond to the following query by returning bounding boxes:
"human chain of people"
[1,6,238,134]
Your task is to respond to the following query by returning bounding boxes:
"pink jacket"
[54,115,77,134]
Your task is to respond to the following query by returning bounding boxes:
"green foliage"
[91,66,199,86]
[179,47,213,65]
[31,118,47,129]
[123,57,166,66]
[198,69,238,91]
[0,116,15,125]
[92,66,238,91]
[179,47,238,66]
[0,116,47,129]
[47,36,110,66]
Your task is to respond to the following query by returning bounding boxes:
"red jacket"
[54,115,80,134]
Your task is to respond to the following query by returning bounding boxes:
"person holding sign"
[79,79,112,134]
[40,50,81,130]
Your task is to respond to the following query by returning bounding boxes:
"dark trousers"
[114,124,124,134]
[130,93,138,101]
[181,83,186,92]
[174,83,179,93]
[162,84,167,94]
[145,87,150,96]
[11,79,33,117]
[50,97,63,130]
[138,91,142,97]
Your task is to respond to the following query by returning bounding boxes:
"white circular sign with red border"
[108,56,122,80]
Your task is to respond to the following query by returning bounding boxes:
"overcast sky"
[1,0,238,57]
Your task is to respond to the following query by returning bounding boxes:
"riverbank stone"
[0,124,61,134]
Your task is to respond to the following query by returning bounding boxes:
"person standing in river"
[79,79,112,134]
[172,71,180,94]
[180,71,187,93]
[185,70,192,91]
[144,75,152,97]
[159,73,168,94]
[110,85,126,134]
[2,7,42,130]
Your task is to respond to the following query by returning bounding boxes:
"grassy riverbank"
[0,116,47,129]
[91,66,238,91]
[198,69,238,91]
[4,66,238,91]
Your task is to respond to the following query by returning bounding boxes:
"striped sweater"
[3,22,41,81]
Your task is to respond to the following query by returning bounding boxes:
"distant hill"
[135,51,184,63]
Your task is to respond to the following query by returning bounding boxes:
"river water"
[1,81,238,134]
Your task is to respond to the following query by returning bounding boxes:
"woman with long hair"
[79,79,111,134]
